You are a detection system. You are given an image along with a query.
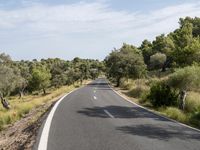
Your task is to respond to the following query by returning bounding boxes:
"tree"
[150,53,167,70]
[65,69,78,85]
[51,75,63,88]
[13,62,31,98]
[171,22,193,49]
[50,59,69,87]
[172,22,200,66]
[143,35,175,71]
[15,69,28,99]
[179,17,200,37]
[0,65,17,109]
[0,65,16,96]
[139,39,153,66]
[152,34,166,53]
[0,53,12,65]
[105,43,146,86]
[29,66,51,94]
[79,63,89,84]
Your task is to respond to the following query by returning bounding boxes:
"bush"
[167,65,200,91]
[139,91,150,104]
[128,87,143,98]
[190,107,200,128]
[128,86,149,99]
[147,82,178,107]
[120,78,134,90]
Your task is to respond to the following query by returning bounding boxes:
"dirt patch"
[0,96,61,150]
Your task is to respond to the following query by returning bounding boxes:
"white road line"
[93,96,97,100]
[104,109,114,118]
[37,89,79,150]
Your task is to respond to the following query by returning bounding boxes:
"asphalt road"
[35,78,200,150]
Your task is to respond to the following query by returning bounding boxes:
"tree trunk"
[162,57,172,72]
[126,78,129,83]
[0,93,10,110]
[43,88,46,95]
[116,77,121,87]
[80,78,83,85]
[19,90,24,99]
[162,64,166,72]
[179,90,187,110]
[137,79,141,89]
[19,85,26,99]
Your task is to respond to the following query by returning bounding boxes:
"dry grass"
[185,92,200,112]
[159,107,189,123]
[120,78,150,100]
[0,82,84,130]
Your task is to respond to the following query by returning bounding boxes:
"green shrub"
[147,82,178,107]
[192,111,200,120]
[139,91,150,104]
[167,65,200,91]
[189,107,200,127]
[120,78,133,90]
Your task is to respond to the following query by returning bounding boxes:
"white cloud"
[1,1,200,38]
[0,1,200,60]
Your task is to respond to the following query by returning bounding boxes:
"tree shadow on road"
[116,124,200,141]
[77,107,109,118]
[77,105,168,121]
[77,105,200,141]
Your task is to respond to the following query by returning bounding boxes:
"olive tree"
[29,66,51,94]
[150,53,167,70]
[105,43,146,87]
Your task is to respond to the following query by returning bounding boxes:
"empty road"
[35,78,200,150]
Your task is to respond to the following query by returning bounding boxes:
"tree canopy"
[105,43,146,86]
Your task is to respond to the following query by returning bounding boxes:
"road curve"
[34,78,200,150]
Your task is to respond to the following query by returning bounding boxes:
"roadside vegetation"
[0,54,104,130]
[1,16,200,131]
[105,17,200,128]
[0,85,75,130]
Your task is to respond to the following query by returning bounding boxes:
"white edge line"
[106,80,200,133]
[104,109,114,118]
[37,88,79,150]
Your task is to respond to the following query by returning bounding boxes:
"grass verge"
[0,81,88,131]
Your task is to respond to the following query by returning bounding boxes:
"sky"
[0,0,200,61]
